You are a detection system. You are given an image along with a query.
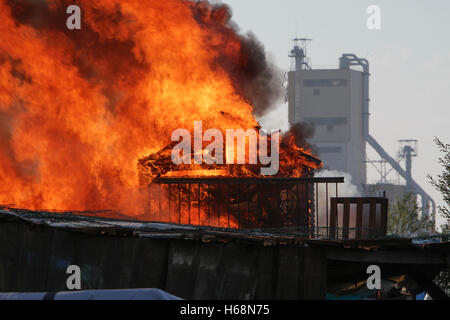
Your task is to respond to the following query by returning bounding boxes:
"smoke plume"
[194,2,284,117]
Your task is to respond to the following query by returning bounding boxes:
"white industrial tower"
[287,40,436,222]
[288,41,367,188]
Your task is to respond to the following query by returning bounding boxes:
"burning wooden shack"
[137,131,329,232]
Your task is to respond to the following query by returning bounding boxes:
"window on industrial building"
[318,146,342,154]
[326,125,334,132]
[313,89,320,96]
[303,79,347,87]
[304,117,348,126]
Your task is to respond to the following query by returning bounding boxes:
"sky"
[221,0,450,228]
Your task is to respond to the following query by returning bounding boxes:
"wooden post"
[369,198,377,239]
[380,198,388,236]
[343,198,350,240]
[330,198,337,240]
[356,198,363,239]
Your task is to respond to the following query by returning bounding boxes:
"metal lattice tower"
[289,38,312,71]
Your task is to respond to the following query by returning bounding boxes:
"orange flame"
[0,0,320,218]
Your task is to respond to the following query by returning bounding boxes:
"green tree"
[388,193,434,237]
[428,138,450,233]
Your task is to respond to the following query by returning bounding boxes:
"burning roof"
[138,130,322,185]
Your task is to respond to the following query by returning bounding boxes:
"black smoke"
[285,122,318,154]
[193,1,284,118]
[238,32,284,118]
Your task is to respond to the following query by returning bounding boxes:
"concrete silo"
[287,40,436,222]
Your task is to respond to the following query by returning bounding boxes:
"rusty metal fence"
[146,177,343,236]
[145,177,392,240]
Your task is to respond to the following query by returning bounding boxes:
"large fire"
[0,0,320,218]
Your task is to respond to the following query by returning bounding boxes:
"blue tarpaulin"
[0,289,181,300]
